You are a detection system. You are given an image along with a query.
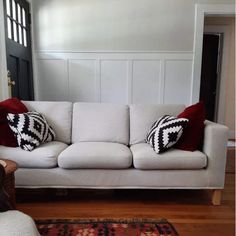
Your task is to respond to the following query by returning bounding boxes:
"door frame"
[204,25,231,124]
[0,0,8,100]
[191,3,235,103]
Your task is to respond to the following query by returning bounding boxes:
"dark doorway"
[3,0,34,100]
[200,34,222,121]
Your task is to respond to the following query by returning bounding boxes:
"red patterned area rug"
[35,219,179,236]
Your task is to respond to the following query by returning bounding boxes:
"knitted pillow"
[146,115,189,154]
[7,111,56,151]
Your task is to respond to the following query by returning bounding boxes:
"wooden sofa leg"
[212,189,222,205]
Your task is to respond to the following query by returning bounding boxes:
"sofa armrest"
[203,120,229,188]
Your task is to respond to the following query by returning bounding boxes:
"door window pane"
[6,0,11,16]
[5,1,29,46]
[12,0,16,20]
[7,18,12,39]
[13,21,18,42]
[22,8,26,27]
[18,25,22,44]
[23,29,27,47]
[17,4,21,24]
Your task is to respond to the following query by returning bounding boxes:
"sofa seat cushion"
[0,141,68,168]
[131,143,207,170]
[58,142,132,169]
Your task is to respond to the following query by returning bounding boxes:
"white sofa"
[0,211,40,236]
[0,101,228,205]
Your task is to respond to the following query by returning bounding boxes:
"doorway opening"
[199,16,235,129]
[200,33,222,122]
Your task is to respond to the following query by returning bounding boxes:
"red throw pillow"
[0,98,28,147]
[175,101,206,151]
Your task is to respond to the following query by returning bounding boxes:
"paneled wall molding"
[34,51,194,105]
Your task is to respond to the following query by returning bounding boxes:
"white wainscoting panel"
[69,60,96,102]
[132,60,161,104]
[100,60,128,104]
[36,59,68,101]
[164,60,193,104]
[34,51,193,105]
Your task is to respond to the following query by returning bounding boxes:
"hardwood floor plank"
[16,173,235,236]
[226,147,235,173]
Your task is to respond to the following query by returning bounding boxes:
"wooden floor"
[16,173,235,236]
[16,148,235,236]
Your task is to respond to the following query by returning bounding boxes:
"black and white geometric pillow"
[146,115,189,154]
[7,111,56,151]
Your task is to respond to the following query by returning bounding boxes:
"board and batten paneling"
[164,60,193,104]
[101,60,128,104]
[34,52,193,105]
[132,60,161,104]
[69,60,97,102]
[36,59,68,101]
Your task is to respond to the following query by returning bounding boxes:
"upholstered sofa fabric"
[15,168,209,188]
[203,120,229,187]
[0,141,68,168]
[0,101,228,191]
[0,211,40,236]
[131,143,207,170]
[58,142,132,169]
[130,104,185,145]
[72,103,129,144]
[23,101,72,144]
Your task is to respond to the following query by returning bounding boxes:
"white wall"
[32,0,234,52]
[31,0,235,105]
[33,0,195,51]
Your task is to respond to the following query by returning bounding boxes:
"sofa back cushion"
[23,101,72,144]
[130,104,185,145]
[72,103,129,145]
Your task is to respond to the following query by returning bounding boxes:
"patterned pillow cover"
[146,115,189,154]
[7,111,56,151]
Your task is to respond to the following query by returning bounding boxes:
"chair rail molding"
[191,3,235,104]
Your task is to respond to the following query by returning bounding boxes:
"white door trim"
[191,3,235,103]
[0,0,9,100]
[28,0,38,100]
